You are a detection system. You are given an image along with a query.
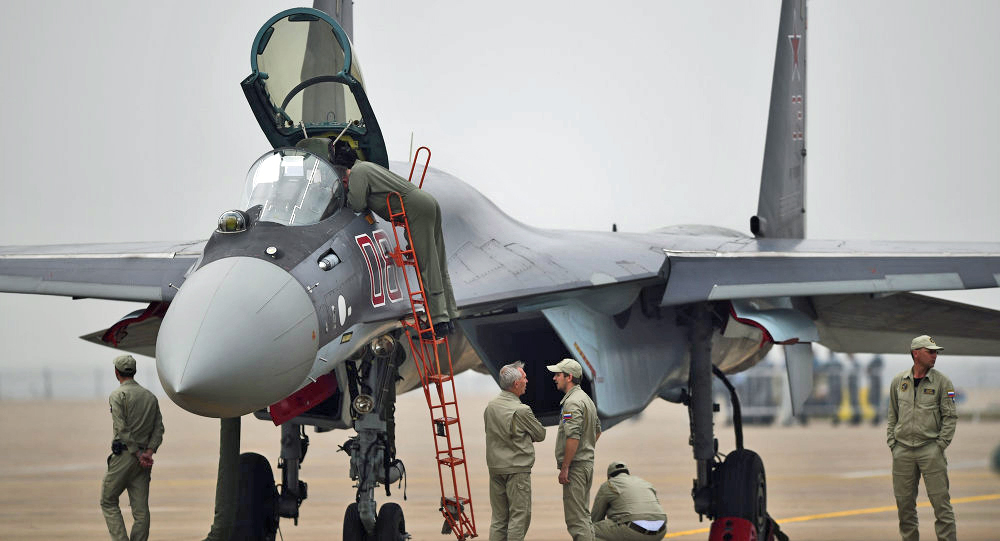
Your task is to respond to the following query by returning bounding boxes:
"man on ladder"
[331,141,458,335]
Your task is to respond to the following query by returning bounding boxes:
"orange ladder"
[384,149,477,539]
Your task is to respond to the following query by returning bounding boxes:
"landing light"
[217,210,247,233]
[353,394,374,414]
[369,335,395,356]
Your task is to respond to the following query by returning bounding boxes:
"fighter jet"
[2,1,1000,540]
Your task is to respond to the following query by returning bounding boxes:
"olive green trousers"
[100,452,151,541]
[594,519,666,541]
[402,189,457,322]
[892,442,955,541]
[563,461,595,541]
[489,471,532,541]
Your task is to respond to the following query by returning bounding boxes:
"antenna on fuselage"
[409,131,414,163]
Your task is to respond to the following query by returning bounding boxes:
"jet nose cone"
[157,257,318,417]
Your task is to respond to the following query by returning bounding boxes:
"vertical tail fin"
[751,0,807,239]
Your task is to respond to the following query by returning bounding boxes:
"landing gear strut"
[340,333,410,540]
[683,303,786,541]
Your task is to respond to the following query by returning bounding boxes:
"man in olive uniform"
[331,141,458,334]
[887,335,957,541]
[548,358,601,541]
[101,354,165,541]
[592,461,667,540]
[484,361,546,541]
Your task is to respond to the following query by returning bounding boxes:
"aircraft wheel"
[343,502,368,541]
[716,449,767,539]
[232,452,279,541]
[374,502,406,540]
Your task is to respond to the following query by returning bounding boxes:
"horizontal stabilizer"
[814,292,1000,355]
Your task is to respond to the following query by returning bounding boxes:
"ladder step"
[438,456,465,467]
[433,416,459,425]
[428,374,453,383]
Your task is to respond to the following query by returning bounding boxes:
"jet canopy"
[242,148,345,226]
[243,8,388,168]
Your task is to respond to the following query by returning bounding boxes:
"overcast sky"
[0,1,998,385]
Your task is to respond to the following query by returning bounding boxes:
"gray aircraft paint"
[0,1,998,424]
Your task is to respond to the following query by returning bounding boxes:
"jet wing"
[656,235,1000,353]
[0,241,203,302]
[660,236,1000,306]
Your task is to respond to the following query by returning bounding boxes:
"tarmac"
[2,388,999,540]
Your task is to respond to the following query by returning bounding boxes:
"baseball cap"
[910,335,943,351]
[546,358,582,379]
[607,461,629,477]
[114,354,137,375]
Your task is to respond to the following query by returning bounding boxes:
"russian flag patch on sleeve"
[562,412,573,422]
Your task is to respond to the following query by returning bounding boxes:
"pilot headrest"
[295,137,334,162]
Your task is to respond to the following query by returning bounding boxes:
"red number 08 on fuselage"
[354,231,403,307]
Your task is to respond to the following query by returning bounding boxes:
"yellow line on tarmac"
[663,494,1000,538]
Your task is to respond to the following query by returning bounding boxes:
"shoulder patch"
[901,381,909,392]
[561,412,573,422]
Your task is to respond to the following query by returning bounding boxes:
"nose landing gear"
[340,333,411,540]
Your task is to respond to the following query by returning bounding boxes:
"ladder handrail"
[408,146,432,188]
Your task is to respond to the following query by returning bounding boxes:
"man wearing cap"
[548,358,601,541]
[100,354,165,541]
[484,361,546,541]
[591,461,667,540]
[887,335,957,541]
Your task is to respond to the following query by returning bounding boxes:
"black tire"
[374,502,406,541]
[232,452,279,541]
[716,449,767,539]
[343,502,368,541]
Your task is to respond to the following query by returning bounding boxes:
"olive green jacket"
[555,385,601,467]
[346,161,416,220]
[591,473,667,523]
[109,379,164,456]
[886,367,957,450]
[484,391,546,474]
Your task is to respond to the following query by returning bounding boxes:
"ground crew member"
[887,335,957,541]
[592,461,667,540]
[548,358,601,541]
[100,354,165,541]
[331,140,458,335]
[484,361,546,541]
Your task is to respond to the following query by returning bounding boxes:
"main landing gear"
[683,303,788,541]
[340,332,410,540]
